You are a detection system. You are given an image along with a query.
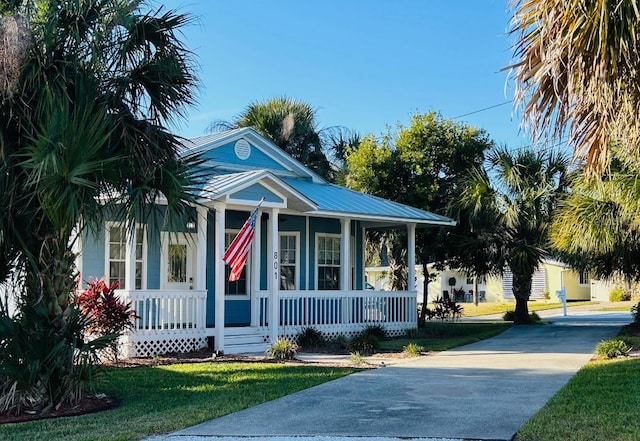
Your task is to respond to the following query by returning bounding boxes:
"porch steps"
[223,327,270,355]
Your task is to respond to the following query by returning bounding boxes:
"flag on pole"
[223,199,263,281]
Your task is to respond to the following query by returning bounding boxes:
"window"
[280,233,298,290]
[466,277,474,285]
[106,224,144,289]
[225,230,248,296]
[579,270,590,285]
[317,234,341,290]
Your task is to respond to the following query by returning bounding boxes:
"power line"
[452,100,514,119]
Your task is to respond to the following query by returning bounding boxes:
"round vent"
[234,139,251,160]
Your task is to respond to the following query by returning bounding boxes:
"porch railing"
[257,290,417,339]
[116,289,207,357]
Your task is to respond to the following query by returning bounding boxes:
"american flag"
[223,201,262,281]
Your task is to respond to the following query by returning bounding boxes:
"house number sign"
[273,251,278,281]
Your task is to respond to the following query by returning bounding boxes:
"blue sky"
[160,0,532,148]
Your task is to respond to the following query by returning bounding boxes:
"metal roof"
[282,178,455,226]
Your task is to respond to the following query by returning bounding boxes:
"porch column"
[214,203,226,353]
[251,207,262,326]
[269,208,280,344]
[124,226,137,291]
[195,206,208,291]
[407,223,416,291]
[340,218,351,290]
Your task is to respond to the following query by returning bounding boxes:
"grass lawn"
[461,301,596,317]
[517,323,640,441]
[379,322,511,352]
[1,363,359,441]
[517,358,640,441]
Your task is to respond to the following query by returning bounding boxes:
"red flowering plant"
[73,278,138,361]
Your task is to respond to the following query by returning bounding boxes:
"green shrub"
[349,352,367,365]
[361,324,388,340]
[503,310,541,323]
[595,339,631,359]
[404,328,420,339]
[266,339,298,360]
[610,288,629,302]
[402,342,424,356]
[295,327,325,349]
[348,333,379,355]
[327,334,349,352]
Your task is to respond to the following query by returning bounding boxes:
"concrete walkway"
[148,309,631,441]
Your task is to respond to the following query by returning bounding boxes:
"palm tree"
[457,147,570,323]
[551,150,640,281]
[509,0,640,173]
[0,0,201,411]
[210,96,334,179]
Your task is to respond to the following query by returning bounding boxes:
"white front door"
[161,233,196,290]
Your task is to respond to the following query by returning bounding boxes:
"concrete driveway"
[148,309,631,441]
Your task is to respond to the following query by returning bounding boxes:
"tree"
[550,150,640,281]
[346,112,492,321]
[509,0,640,173]
[457,147,570,324]
[0,0,201,412]
[210,96,335,179]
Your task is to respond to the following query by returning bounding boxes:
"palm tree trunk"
[512,271,533,324]
[419,263,430,327]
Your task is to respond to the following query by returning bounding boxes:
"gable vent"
[234,139,251,160]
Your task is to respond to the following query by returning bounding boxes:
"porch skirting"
[116,289,417,357]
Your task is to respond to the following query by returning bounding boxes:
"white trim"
[315,232,342,290]
[279,231,300,290]
[227,180,288,208]
[104,222,146,290]
[213,203,226,352]
[160,232,197,290]
[340,219,351,291]
[195,206,208,291]
[305,216,310,290]
[269,208,280,344]
[311,210,456,226]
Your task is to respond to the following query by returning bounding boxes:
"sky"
[159,0,533,149]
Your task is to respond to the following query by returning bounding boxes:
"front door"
[161,233,196,290]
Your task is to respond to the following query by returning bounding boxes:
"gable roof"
[186,128,455,227]
[181,127,327,183]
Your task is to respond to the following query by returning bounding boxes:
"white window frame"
[579,270,590,286]
[159,232,196,290]
[224,229,250,299]
[279,232,300,290]
[315,233,341,291]
[104,222,146,290]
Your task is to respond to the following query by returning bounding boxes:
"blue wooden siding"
[80,231,104,287]
[230,183,284,203]
[202,140,288,171]
[279,214,307,290]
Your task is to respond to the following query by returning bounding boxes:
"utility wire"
[452,100,514,119]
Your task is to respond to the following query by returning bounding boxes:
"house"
[366,259,591,304]
[77,127,455,356]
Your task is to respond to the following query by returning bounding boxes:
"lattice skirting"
[121,335,208,358]
[277,323,411,342]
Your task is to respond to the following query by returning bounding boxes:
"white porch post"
[340,218,351,290]
[214,204,226,353]
[269,208,280,344]
[196,206,208,291]
[407,223,416,291]
[251,207,262,326]
[124,226,136,291]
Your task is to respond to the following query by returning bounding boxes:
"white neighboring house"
[366,259,592,304]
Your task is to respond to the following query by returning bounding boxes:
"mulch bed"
[0,394,119,425]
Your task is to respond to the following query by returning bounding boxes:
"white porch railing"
[116,289,207,357]
[257,290,417,339]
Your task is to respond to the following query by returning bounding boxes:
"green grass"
[517,358,640,441]
[1,363,358,441]
[461,301,596,317]
[379,322,511,352]
[598,305,633,312]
